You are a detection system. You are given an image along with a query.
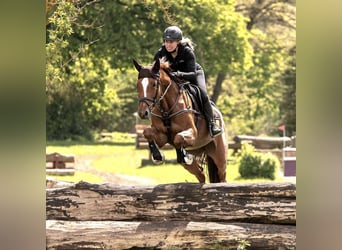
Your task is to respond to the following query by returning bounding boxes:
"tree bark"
[46,220,296,250]
[211,73,226,103]
[46,182,296,224]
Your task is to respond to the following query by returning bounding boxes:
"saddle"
[183,82,220,121]
[182,82,203,114]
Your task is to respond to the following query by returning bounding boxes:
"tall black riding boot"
[202,97,222,137]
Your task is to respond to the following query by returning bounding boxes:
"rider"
[153,25,222,137]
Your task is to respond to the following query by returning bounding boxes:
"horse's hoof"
[184,154,194,165]
[152,152,165,165]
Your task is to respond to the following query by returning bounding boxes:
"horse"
[133,59,228,183]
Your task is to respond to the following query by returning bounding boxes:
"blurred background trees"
[46,0,296,140]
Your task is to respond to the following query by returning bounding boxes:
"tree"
[46,0,295,139]
[235,0,296,31]
[217,0,296,136]
[218,29,288,136]
[279,46,296,136]
[46,0,121,139]
[167,0,253,103]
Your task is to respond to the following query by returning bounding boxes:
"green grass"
[46,132,287,184]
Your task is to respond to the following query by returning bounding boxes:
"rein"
[138,67,199,124]
[137,67,160,109]
[151,69,200,122]
[138,80,160,110]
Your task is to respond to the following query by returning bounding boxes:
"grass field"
[46,132,288,184]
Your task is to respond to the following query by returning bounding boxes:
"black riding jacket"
[153,44,201,84]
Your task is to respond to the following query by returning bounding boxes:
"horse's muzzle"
[138,107,150,119]
[138,97,154,119]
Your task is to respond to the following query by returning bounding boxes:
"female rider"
[153,26,222,137]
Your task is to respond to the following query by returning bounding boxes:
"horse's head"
[133,59,161,119]
[133,59,180,121]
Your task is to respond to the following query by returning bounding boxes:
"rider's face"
[164,40,178,52]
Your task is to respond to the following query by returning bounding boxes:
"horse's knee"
[173,134,184,148]
[143,128,153,140]
[174,129,196,147]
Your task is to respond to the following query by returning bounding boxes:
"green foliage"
[46,92,92,140]
[237,239,251,250]
[46,0,74,93]
[219,30,288,136]
[45,0,296,139]
[46,52,122,140]
[238,143,280,180]
[168,0,253,75]
[113,68,140,132]
[279,47,296,136]
[68,54,121,130]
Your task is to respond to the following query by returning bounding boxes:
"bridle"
[137,68,160,110]
[138,68,199,123]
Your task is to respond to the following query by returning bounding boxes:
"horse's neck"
[159,80,181,110]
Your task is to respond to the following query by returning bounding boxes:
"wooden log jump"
[47,220,295,250]
[46,181,296,249]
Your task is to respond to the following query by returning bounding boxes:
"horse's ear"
[151,59,160,74]
[133,59,142,72]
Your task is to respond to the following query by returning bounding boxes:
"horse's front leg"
[173,128,196,164]
[175,147,205,183]
[143,126,168,164]
[175,147,193,165]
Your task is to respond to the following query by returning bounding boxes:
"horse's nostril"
[139,110,150,119]
[143,110,150,119]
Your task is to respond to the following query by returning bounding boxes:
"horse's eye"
[153,81,157,88]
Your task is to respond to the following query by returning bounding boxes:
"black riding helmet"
[162,26,183,41]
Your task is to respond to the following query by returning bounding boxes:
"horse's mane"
[159,57,172,73]
[159,57,183,83]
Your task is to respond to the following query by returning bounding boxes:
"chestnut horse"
[133,59,227,183]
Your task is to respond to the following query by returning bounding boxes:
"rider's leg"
[196,69,222,137]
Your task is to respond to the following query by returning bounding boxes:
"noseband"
[137,67,160,108]
[138,68,198,123]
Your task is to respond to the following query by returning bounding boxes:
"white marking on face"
[141,78,149,97]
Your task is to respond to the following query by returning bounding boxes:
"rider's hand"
[171,71,183,78]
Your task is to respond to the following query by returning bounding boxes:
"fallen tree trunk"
[46,220,295,250]
[46,182,296,224]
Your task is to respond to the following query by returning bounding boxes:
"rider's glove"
[171,71,183,78]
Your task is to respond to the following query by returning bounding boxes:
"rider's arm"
[172,71,196,81]
[174,46,197,81]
